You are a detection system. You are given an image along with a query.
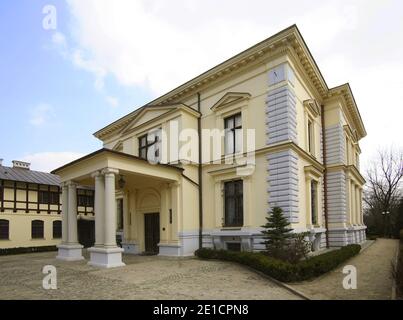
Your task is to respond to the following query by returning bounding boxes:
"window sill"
[221,226,243,230]
[31,238,46,240]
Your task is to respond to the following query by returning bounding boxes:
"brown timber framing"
[0,179,92,215]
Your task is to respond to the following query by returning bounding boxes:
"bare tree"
[365,147,403,237]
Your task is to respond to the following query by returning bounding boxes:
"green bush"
[0,246,57,256]
[195,244,361,283]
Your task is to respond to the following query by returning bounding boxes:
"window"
[31,220,44,239]
[138,129,162,162]
[311,181,318,225]
[78,192,94,207]
[308,119,313,154]
[224,180,243,227]
[0,219,9,240]
[117,198,124,230]
[226,242,241,252]
[53,221,62,239]
[38,190,59,205]
[224,113,242,155]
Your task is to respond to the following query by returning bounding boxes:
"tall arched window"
[53,221,62,239]
[0,219,9,240]
[31,220,44,239]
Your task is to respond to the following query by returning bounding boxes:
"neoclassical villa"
[53,25,367,268]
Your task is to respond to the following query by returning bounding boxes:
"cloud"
[57,0,403,173]
[106,96,119,108]
[29,103,54,126]
[20,152,85,173]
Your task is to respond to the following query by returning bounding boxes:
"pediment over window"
[211,92,251,112]
[303,99,321,117]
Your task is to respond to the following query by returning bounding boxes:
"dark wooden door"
[78,220,95,248]
[144,213,160,254]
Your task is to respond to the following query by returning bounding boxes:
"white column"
[61,183,68,244]
[56,180,84,261]
[67,181,79,244]
[92,171,105,247]
[88,168,125,268]
[103,168,119,248]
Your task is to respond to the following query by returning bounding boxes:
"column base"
[56,243,84,261]
[87,246,125,268]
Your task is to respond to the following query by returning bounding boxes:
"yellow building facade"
[53,25,367,268]
[0,160,95,250]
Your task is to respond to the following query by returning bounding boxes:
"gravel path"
[289,239,399,300]
[0,251,300,300]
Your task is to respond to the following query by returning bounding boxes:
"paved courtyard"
[0,251,300,300]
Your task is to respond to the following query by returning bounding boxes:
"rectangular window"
[224,113,242,155]
[31,220,44,239]
[226,242,241,252]
[138,129,162,162]
[224,180,243,227]
[311,181,318,225]
[52,221,62,239]
[77,192,94,207]
[117,198,124,230]
[38,190,59,205]
[0,219,9,240]
[308,119,313,154]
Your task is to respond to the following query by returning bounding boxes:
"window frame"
[31,220,44,239]
[38,190,59,205]
[138,129,161,162]
[224,180,244,227]
[311,180,318,226]
[307,118,314,155]
[224,113,242,155]
[0,219,9,240]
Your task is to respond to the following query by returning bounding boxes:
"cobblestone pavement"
[0,251,300,300]
[289,239,399,300]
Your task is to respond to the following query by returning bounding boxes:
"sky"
[0,0,402,173]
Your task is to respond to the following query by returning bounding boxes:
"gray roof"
[0,165,61,186]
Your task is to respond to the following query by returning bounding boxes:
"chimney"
[12,160,31,170]
[0,159,3,166]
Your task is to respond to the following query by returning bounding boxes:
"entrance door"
[144,213,160,254]
[78,220,95,248]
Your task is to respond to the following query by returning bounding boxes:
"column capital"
[102,168,119,176]
[65,181,78,188]
[91,170,103,179]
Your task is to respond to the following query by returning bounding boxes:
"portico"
[53,148,197,268]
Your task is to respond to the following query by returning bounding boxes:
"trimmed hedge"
[0,246,57,256]
[195,244,361,283]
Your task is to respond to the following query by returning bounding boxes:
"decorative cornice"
[325,84,367,139]
[211,92,251,112]
[303,99,321,118]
